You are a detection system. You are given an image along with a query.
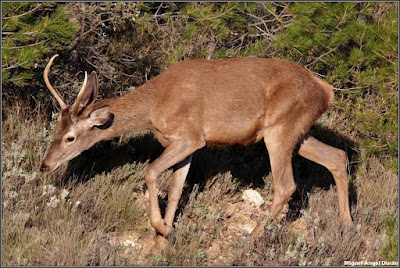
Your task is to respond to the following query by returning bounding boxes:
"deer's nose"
[40,163,49,173]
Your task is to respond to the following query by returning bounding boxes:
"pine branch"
[2,61,27,70]
[2,4,42,19]
[8,40,44,50]
[2,30,40,36]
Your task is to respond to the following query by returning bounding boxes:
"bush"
[2,3,79,88]
[274,2,398,161]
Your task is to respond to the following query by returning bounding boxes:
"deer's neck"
[90,84,156,140]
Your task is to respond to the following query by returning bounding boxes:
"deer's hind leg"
[298,135,352,225]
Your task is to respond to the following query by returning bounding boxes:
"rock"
[224,203,237,217]
[242,189,264,208]
[241,221,258,234]
[226,208,258,234]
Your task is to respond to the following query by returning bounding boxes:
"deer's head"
[40,55,111,174]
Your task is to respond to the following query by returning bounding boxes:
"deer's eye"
[66,137,75,142]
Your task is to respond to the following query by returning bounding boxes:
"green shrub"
[274,2,398,162]
[2,3,79,87]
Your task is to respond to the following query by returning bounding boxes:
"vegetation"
[2,2,398,266]
[275,2,398,163]
[2,3,79,87]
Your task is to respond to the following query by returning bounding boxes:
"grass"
[1,102,398,266]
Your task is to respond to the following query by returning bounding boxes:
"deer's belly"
[203,118,265,147]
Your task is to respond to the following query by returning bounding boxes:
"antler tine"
[72,71,88,115]
[44,54,68,110]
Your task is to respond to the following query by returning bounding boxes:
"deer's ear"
[87,106,110,126]
[73,71,99,115]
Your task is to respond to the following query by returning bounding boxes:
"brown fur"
[41,57,351,250]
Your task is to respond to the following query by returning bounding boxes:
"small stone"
[242,189,264,208]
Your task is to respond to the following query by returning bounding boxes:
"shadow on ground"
[61,123,359,223]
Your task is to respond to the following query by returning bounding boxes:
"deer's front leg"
[145,138,203,238]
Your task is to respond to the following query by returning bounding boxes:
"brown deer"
[40,54,352,250]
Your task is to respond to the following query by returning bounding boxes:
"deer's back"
[147,58,333,147]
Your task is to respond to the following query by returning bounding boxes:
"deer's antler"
[44,54,67,110]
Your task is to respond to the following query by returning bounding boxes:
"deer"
[40,54,352,251]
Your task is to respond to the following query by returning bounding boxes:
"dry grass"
[2,104,398,266]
